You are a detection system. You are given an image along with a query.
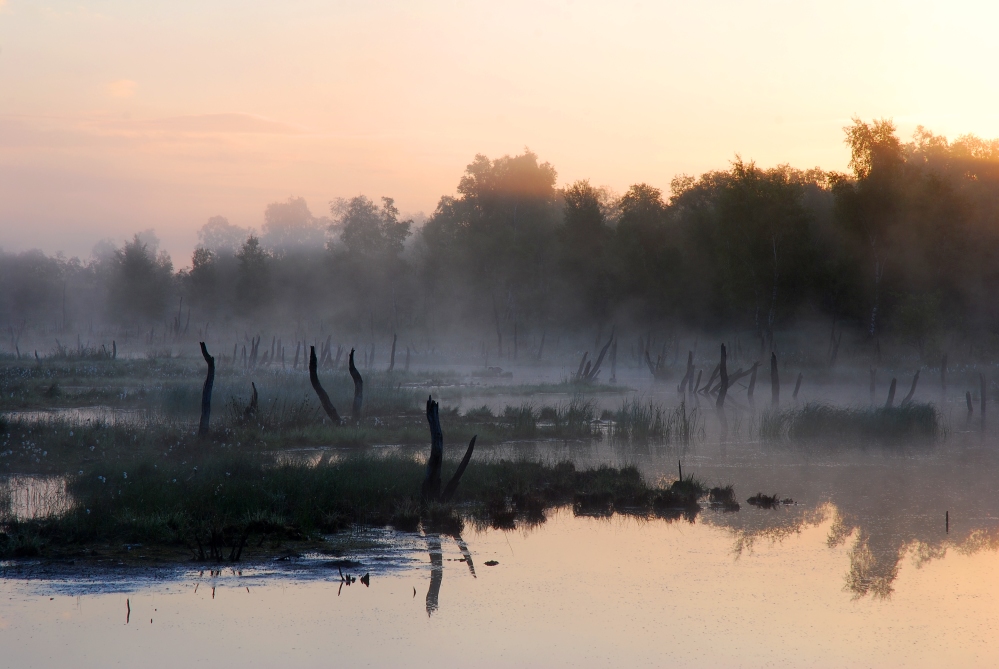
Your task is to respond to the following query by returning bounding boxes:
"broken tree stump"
[747,361,759,400]
[199,342,215,437]
[421,396,476,503]
[349,348,363,422]
[885,378,897,408]
[793,373,803,400]
[309,346,342,425]
[678,351,694,394]
[243,382,258,419]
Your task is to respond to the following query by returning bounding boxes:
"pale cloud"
[105,79,136,98]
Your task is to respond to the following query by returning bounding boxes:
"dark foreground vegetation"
[0,449,721,561]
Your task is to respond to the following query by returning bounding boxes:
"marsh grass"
[760,402,940,442]
[0,452,729,558]
[611,399,702,446]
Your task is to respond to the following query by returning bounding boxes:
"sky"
[2,0,999,266]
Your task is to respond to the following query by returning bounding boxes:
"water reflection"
[423,532,477,616]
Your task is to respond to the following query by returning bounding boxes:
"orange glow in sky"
[2,0,998,264]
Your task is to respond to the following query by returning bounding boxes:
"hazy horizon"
[3,0,999,266]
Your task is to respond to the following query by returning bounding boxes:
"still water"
[3,505,998,668]
[5,427,999,668]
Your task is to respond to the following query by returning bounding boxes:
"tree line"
[4,118,999,361]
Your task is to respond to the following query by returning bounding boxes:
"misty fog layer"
[2,119,996,360]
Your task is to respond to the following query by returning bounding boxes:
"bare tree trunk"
[793,372,803,400]
[388,333,397,372]
[770,353,779,406]
[405,346,411,372]
[747,361,758,400]
[309,346,341,424]
[199,342,215,437]
[349,348,364,422]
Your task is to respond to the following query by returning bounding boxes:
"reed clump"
[760,402,940,442]
[611,399,702,446]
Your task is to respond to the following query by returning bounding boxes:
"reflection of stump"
[426,534,443,617]
[715,344,728,409]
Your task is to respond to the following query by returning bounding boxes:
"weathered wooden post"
[198,342,215,437]
[770,352,779,406]
[309,346,342,424]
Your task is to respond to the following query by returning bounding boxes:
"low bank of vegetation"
[760,402,940,442]
[0,451,728,560]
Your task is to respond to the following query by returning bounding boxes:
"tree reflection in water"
[424,533,477,616]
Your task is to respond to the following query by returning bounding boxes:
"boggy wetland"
[3,335,999,667]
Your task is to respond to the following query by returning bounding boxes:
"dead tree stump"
[309,346,341,425]
[422,396,476,503]
[198,342,215,437]
[243,382,258,419]
[885,378,897,408]
[349,348,363,422]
